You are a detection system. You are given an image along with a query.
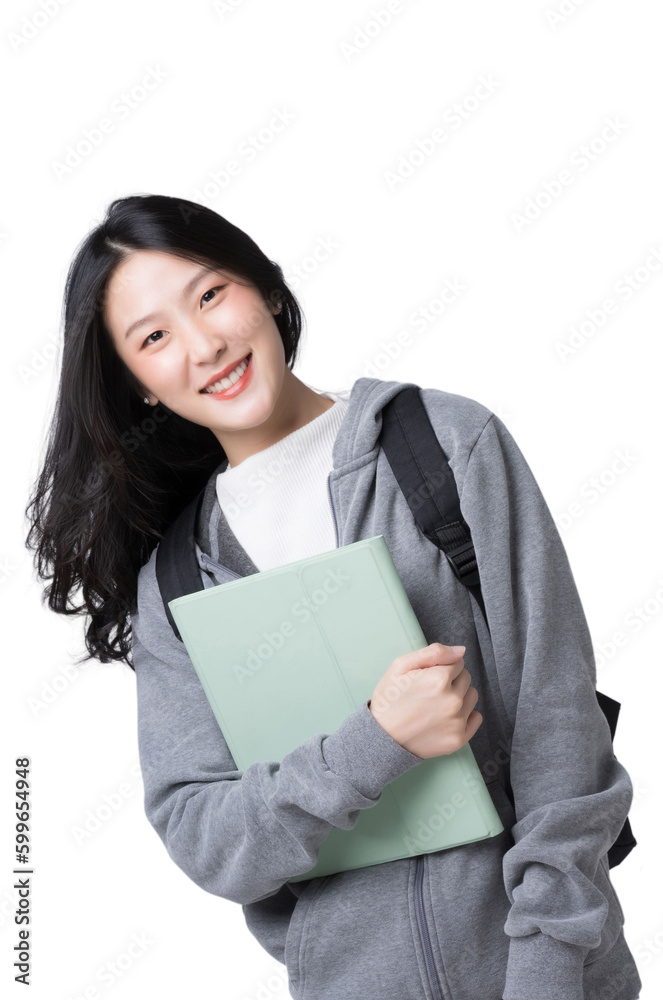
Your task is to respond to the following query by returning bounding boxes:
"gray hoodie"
[131,376,642,1000]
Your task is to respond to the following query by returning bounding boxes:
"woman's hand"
[368,642,483,758]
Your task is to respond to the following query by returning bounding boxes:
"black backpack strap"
[380,384,636,867]
[595,691,637,867]
[380,386,488,629]
[155,486,207,642]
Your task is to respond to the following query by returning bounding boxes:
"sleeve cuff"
[321,699,424,799]
[503,931,589,1000]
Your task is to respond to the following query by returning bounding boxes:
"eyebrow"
[123,265,220,341]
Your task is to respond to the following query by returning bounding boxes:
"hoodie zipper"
[206,471,444,997]
[327,471,443,998]
[198,550,243,580]
[414,855,445,1000]
[202,477,339,575]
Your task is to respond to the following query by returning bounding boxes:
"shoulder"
[414,385,496,492]
[417,385,494,441]
[132,544,181,661]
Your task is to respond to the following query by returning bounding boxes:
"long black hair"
[25,194,304,669]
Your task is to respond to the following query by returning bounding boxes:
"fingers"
[394,642,467,678]
[464,709,483,741]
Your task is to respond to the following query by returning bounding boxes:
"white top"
[215,389,351,570]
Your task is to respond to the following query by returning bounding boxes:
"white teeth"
[203,355,250,393]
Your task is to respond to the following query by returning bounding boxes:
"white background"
[2,0,661,997]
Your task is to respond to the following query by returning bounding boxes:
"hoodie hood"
[331,376,421,468]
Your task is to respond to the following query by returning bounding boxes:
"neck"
[217,369,336,468]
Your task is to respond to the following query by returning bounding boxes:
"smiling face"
[103,250,293,461]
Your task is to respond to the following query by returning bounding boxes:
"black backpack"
[155,385,636,869]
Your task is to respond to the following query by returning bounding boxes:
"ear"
[125,367,153,405]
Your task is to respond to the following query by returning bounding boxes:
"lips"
[199,353,252,392]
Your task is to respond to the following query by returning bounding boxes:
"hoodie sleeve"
[131,550,424,906]
[459,413,633,1000]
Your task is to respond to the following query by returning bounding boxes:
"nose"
[183,319,228,366]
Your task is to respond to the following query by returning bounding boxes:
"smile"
[201,353,253,398]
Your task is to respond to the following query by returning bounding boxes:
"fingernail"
[451,645,466,655]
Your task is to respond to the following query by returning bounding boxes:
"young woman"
[26,193,641,1000]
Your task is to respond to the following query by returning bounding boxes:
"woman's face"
[104,250,286,441]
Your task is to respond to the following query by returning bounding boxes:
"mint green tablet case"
[169,535,503,883]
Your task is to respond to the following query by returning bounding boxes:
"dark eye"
[141,286,227,348]
[142,329,165,347]
[201,284,227,305]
